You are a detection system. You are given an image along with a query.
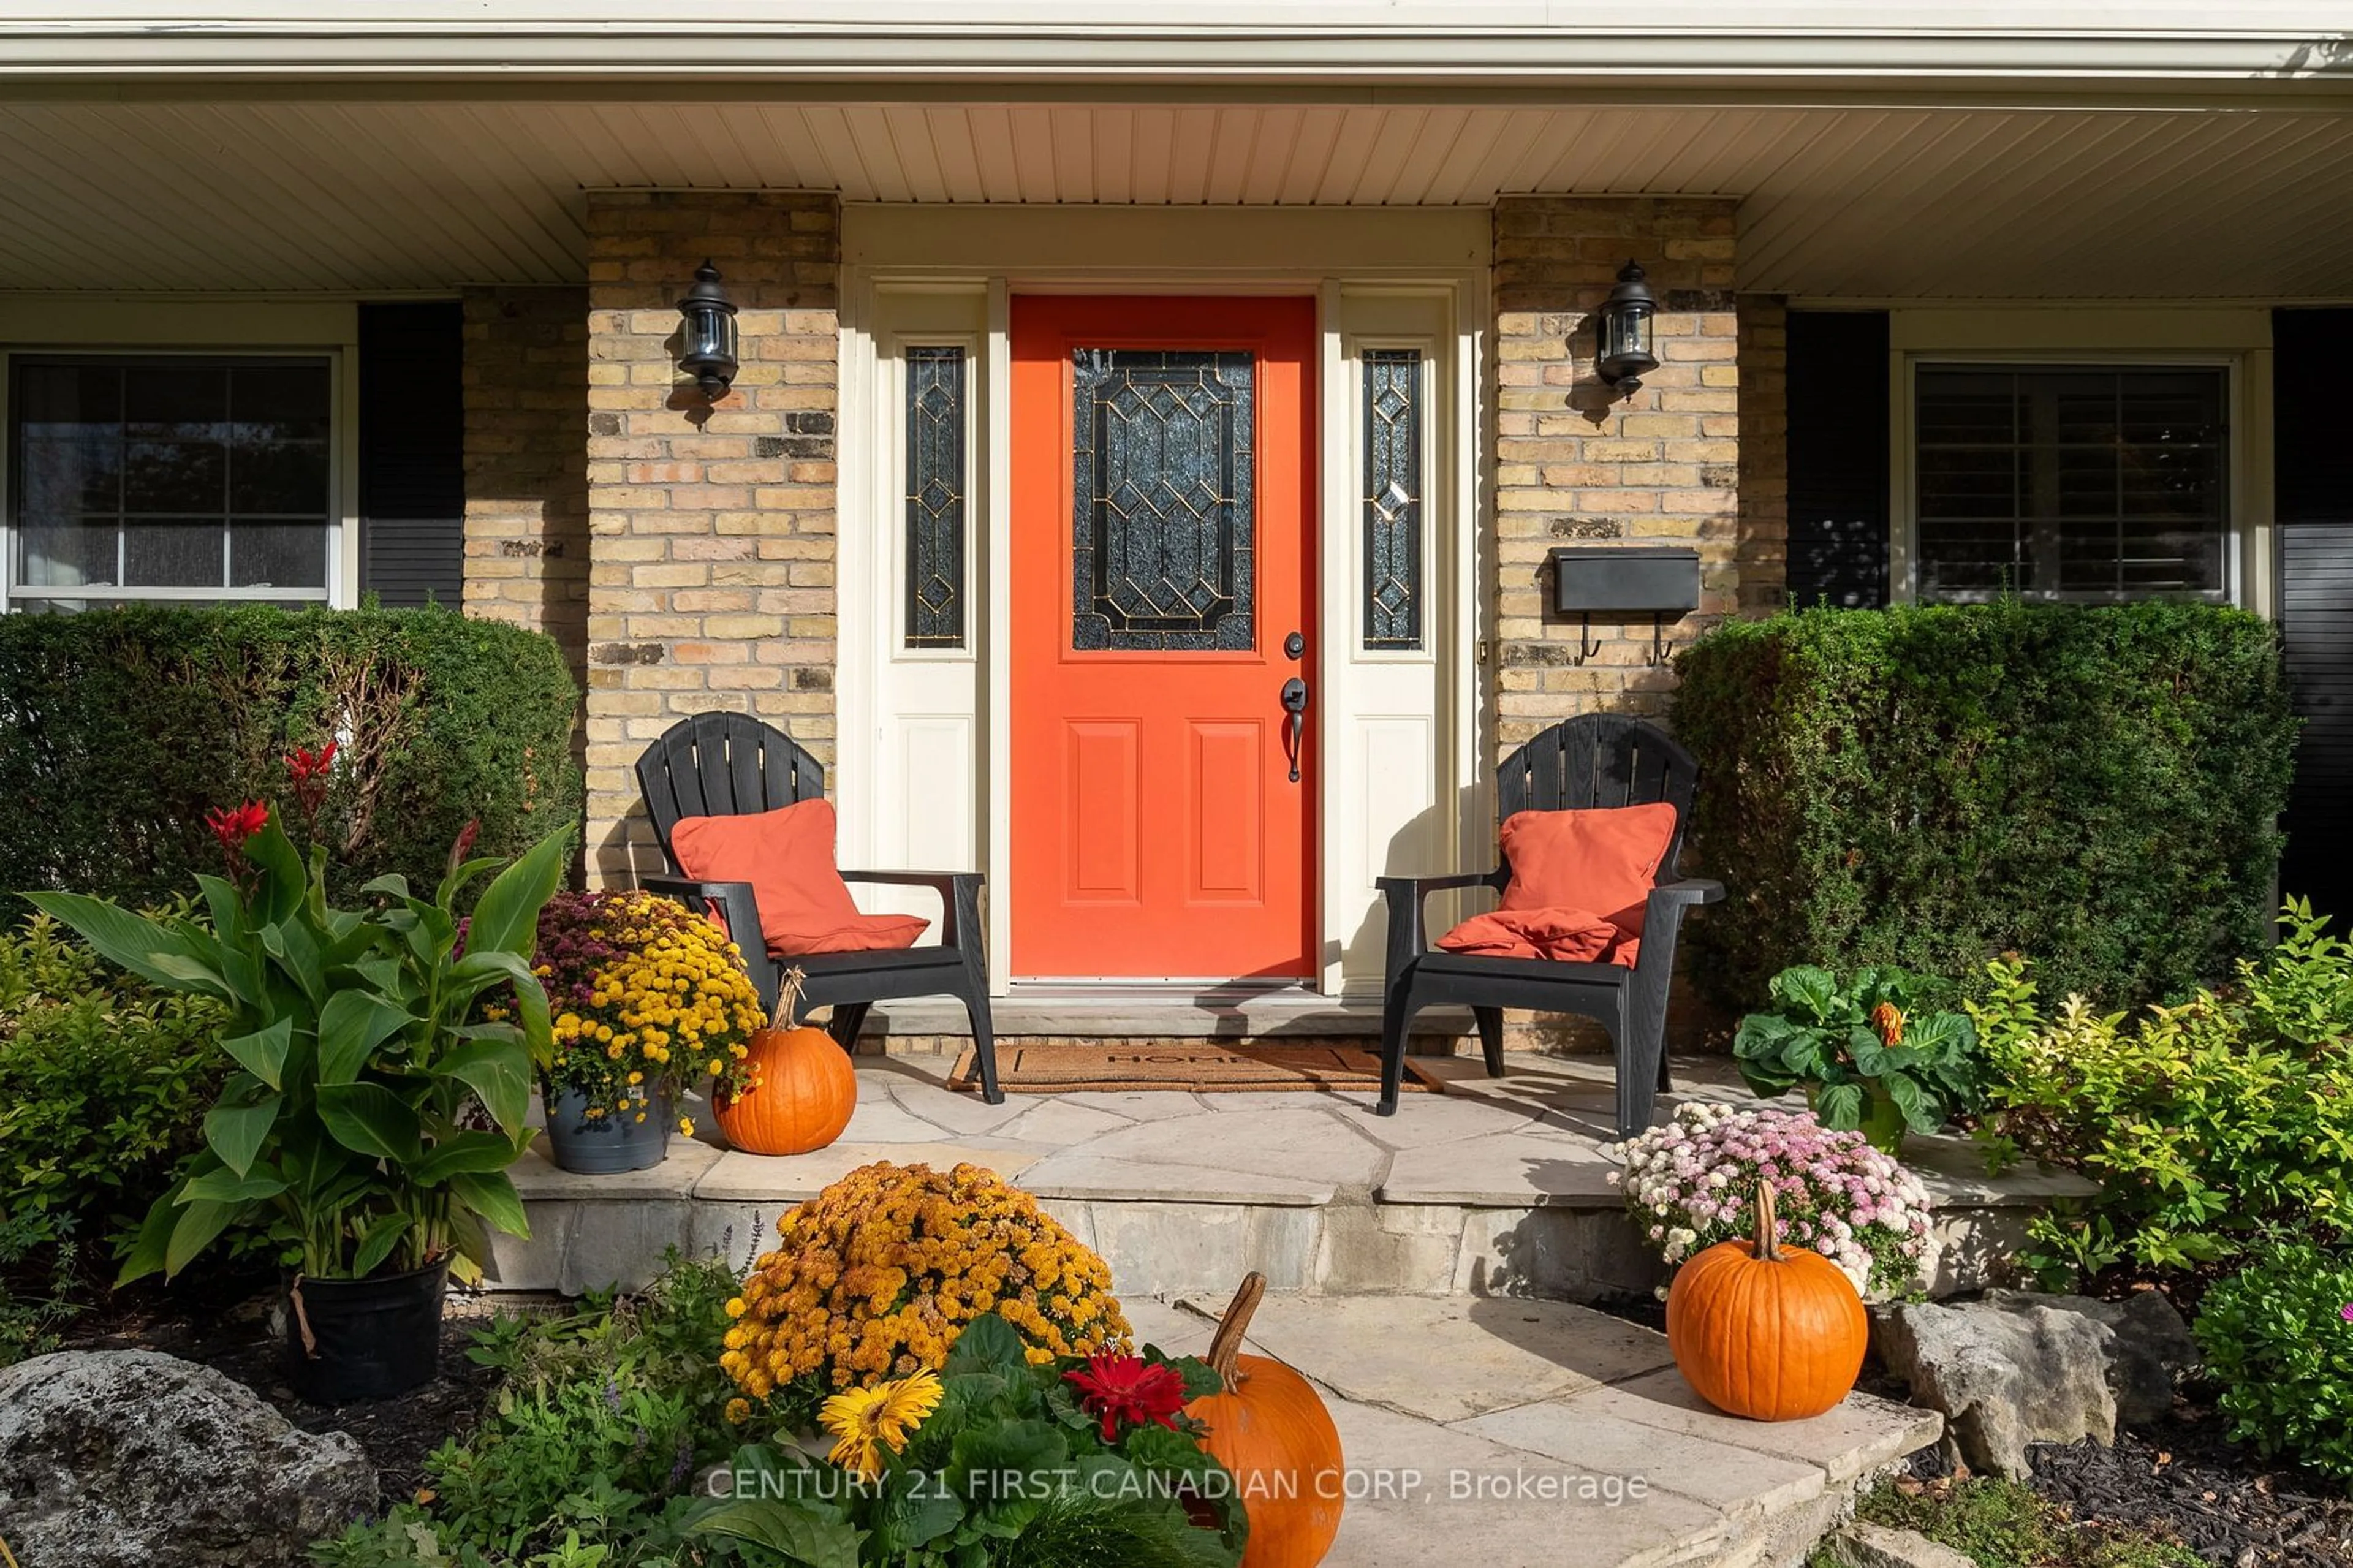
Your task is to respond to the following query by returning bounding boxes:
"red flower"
[1063,1354,1189,1445]
[445,817,482,879]
[205,801,269,855]
[284,739,339,828]
[286,740,338,783]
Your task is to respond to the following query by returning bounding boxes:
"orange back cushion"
[1498,802,1678,935]
[669,799,930,956]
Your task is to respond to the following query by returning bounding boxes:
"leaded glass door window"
[1070,348,1255,652]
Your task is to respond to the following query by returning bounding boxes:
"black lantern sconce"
[1594,259,1659,396]
[676,259,740,401]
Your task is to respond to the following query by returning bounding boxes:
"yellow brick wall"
[1491,195,1741,752]
[461,286,591,680]
[581,191,841,884]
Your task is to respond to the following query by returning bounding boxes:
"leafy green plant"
[0,1212,78,1366]
[1673,602,2297,1014]
[0,908,229,1262]
[1733,964,1982,1136]
[1973,901,2353,1277]
[686,1313,1245,1568]
[2192,1238,2353,1484]
[31,789,569,1284]
[313,1253,743,1568]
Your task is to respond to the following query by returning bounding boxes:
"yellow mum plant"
[719,1161,1132,1400]
[500,890,768,1132]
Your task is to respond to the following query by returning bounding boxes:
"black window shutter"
[1785,310,1892,608]
[358,302,464,609]
[2277,308,2353,919]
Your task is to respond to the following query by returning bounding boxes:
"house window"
[1914,364,2229,602]
[904,345,967,648]
[8,356,333,612]
[1362,348,1423,650]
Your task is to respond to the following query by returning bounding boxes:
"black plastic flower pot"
[284,1260,449,1404]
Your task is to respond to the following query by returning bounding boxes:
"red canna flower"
[445,817,482,879]
[284,739,339,828]
[1063,1354,1189,1445]
[286,739,338,783]
[205,800,269,854]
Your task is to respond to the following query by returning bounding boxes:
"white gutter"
[0,9,2347,94]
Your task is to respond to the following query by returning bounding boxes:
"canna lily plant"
[28,766,569,1286]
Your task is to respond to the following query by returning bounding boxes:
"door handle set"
[1279,627,1309,785]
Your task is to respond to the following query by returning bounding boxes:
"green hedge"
[0,605,582,912]
[1670,602,2297,1013]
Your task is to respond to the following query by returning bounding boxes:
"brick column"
[1491,196,1741,751]
[461,286,591,681]
[582,191,840,884]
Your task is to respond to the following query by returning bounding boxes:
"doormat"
[946,1043,1444,1096]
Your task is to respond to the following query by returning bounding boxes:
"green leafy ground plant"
[1973,900,2353,1281]
[2192,1238,2353,1485]
[0,909,227,1257]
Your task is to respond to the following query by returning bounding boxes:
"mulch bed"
[2003,1395,2350,1568]
[62,1274,504,1509]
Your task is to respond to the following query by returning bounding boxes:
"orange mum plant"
[719,1161,1132,1403]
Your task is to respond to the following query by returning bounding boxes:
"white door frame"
[836,205,1489,997]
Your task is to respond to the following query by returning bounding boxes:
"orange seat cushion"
[668,799,931,956]
[1498,802,1678,938]
[1436,906,1624,963]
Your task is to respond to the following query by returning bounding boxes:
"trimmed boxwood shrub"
[0,605,581,912]
[1670,602,2297,1014]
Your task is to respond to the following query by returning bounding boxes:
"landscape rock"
[1979,1287,2198,1426]
[1873,1290,2199,1479]
[1872,1298,2105,1479]
[1825,1521,1977,1568]
[0,1348,376,1567]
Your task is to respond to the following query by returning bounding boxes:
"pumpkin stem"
[1206,1271,1266,1385]
[1752,1181,1783,1263]
[774,965,809,1030]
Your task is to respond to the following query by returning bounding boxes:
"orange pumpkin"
[1186,1272,1344,1568]
[712,968,857,1156]
[1666,1181,1868,1422]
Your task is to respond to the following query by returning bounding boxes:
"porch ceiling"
[3,99,2352,298]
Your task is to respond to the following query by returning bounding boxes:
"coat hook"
[1573,613,1602,666]
[1645,614,1672,667]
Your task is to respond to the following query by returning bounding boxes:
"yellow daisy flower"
[819,1369,943,1479]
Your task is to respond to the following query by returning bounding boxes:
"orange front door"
[1011,295,1317,980]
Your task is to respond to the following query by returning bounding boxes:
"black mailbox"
[1548,547,1700,617]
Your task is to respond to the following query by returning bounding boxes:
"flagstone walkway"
[1121,1292,1941,1568]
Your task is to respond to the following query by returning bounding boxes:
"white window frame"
[1873,306,2276,618]
[0,297,364,612]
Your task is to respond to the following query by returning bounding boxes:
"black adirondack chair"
[634,713,1002,1104]
[1376,714,1722,1137]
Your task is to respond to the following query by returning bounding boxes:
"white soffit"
[1,100,2351,298]
[0,5,2350,89]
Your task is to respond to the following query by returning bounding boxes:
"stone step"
[1125,1293,1944,1568]
[488,1051,2095,1301]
